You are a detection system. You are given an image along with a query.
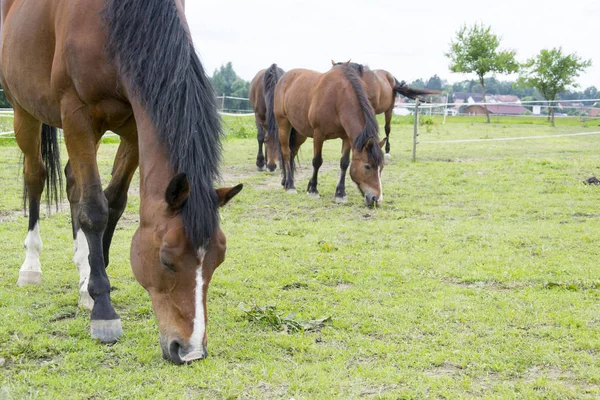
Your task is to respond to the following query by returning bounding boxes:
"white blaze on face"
[378,167,383,202]
[20,222,42,272]
[189,248,207,351]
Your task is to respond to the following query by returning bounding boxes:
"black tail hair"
[23,124,63,213]
[264,64,285,152]
[393,78,441,102]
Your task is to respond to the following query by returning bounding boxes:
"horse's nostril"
[168,340,184,365]
[371,196,378,203]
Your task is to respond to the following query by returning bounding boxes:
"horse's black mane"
[104,0,222,249]
[335,64,383,166]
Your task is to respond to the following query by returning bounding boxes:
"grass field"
[1,115,600,398]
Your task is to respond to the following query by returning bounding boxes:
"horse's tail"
[264,63,294,171]
[23,124,63,212]
[393,78,441,102]
[338,65,383,166]
[264,63,284,147]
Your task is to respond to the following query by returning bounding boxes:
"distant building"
[587,108,600,117]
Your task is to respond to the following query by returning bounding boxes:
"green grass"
[1,115,600,398]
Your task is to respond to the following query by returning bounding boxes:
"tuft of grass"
[238,303,332,333]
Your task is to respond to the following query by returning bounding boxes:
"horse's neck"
[130,100,173,206]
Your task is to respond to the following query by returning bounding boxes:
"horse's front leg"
[334,138,351,203]
[62,98,121,343]
[306,134,324,198]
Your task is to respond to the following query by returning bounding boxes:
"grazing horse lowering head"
[131,175,242,364]
[350,136,386,207]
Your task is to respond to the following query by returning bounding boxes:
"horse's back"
[309,67,360,137]
[274,69,321,137]
[367,69,395,114]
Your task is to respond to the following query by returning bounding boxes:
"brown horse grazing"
[1,0,243,364]
[249,64,285,172]
[332,61,441,158]
[268,63,386,207]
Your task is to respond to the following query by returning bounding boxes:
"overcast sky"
[185,0,599,90]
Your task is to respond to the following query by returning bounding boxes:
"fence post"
[412,100,419,162]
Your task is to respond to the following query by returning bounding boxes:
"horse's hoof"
[384,153,391,164]
[90,319,122,343]
[286,188,297,194]
[307,192,320,199]
[17,270,42,286]
[79,290,94,310]
[334,196,348,204]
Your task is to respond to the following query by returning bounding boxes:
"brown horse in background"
[268,63,386,207]
[249,64,285,172]
[333,61,441,157]
[1,0,242,363]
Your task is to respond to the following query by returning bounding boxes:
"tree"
[426,75,443,91]
[445,23,518,123]
[583,86,598,103]
[210,62,251,112]
[518,48,591,126]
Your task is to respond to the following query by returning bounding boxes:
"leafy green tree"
[446,23,518,123]
[408,78,426,89]
[210,62,251,112]
[583,86,598,102]
[518,47,591,126]
[426,75,443,91]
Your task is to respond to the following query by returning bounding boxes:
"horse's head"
[350,137,386,207]
[264,131,280,172]
[130,173,242,364]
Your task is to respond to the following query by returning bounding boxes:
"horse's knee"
[79,194,109,233]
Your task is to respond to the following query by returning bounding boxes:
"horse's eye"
[364,165,371,171]
[160,257,175,272]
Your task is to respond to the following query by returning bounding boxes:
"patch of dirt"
[442,279,527,291]
[335,283,353,291]
[282,282,309,290]
[359,384,398,397]
[117,212,139,228]
[423,361,465,378]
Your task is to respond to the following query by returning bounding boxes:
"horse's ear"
[216,183,243,207]
[365,138,374,151]
[331,59,336,66]
[345,59,352,66]
[165,173,190,211]
[379,137,387,148]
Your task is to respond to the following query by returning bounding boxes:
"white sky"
[185,0,599,90]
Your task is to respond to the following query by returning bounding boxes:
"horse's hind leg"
[102,134,138,271]
[384,108,392,161]
[62,99,121,343]
[278,118,296,193]
[255,120,266,171]
[65,160,92,308]
[14,110,45,286]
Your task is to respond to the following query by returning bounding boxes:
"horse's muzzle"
[162,337,207,364]
[364,194,381,208]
